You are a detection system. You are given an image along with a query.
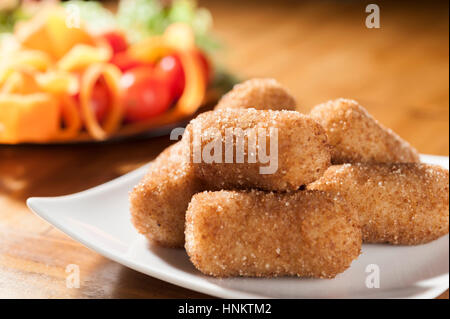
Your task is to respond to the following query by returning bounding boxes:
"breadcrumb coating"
[185,190,362,278]
[309,98,420,164]
[308,163,449,245]
[182,108,331,191]
[129,142,202,247]
[214,78,297,111]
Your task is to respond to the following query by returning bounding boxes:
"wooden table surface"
[0,0,448,298]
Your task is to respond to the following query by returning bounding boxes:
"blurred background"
[0,0,448,298]
[210,0,449,156]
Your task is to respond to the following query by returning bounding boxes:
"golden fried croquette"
[130,142,202,247]
[308,163,449,245]
[309,98,420,164]
[185,190,362,278]
[182,108,331,191]
[214,78,297,111]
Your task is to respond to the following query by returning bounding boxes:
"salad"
[0,0,235,143]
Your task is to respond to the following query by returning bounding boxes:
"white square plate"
[27,154,449,299]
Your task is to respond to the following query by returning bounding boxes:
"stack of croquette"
[130,78,449,278]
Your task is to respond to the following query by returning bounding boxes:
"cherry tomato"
[120,67,172,122]
[90,77,111,123]
[101,31,128,55]
[73,76,110,123]
[155,54,185,100]
[111,52,153,73]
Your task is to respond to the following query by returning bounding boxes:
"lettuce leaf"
[62,0,117,35]
[117,0,220,52]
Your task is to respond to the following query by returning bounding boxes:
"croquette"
[182,108,331,191]
[309,98,420,164]
[214,78,297,111]
[308,163,449,245]
[185,190,362,278]
[130,142,202,247]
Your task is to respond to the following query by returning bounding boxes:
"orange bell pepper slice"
[164,24,205,117]
[128,37,174,63]
[173,49,206,117]
[1,69,41,95]
[58,44,112,72]
[55,94,82,141]
[79,63,123,140]
[36,70,79,95]
[13,50,52,72]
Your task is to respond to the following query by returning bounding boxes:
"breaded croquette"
[130,142,202,247]
[185,190,362,278]
[309,98,420,164]
[182,108,331,191]
[308,163,449,245]
[214,78,297,111]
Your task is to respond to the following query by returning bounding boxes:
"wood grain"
[0,0,448,299]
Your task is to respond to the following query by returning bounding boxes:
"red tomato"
[120,67,172,122]
[90,77,111,123]
[101,31,128,55]
[111,52,153,73]
[73,76,110,123]
[155,54,185,100]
